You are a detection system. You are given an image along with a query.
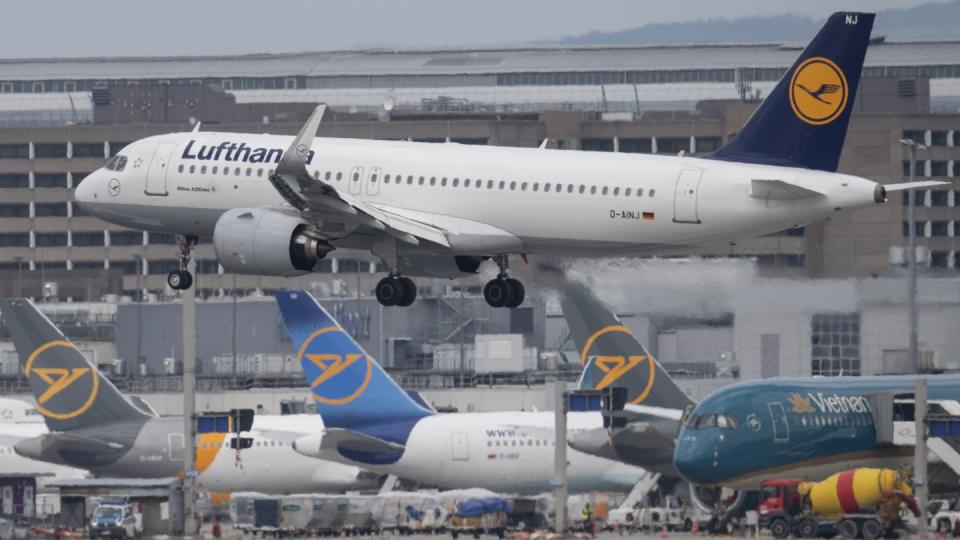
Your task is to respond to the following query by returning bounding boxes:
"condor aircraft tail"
[707,12,874,172]
[0,299,150,432]
[274,291,432,440]
[552,272,692,411]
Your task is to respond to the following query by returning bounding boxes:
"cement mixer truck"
[757,468,920,540]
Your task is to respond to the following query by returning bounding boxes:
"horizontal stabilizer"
[321,428,405,453]
[884,181,950,192]
[17,432,126,459]
[750,179,825,200]
[623,403,685,421]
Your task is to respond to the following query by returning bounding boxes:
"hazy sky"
[1,0,937,58]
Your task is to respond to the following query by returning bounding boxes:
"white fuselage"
[75,133,880,258]
[308,411,646,494]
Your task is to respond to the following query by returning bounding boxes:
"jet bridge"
[867,392,960,479]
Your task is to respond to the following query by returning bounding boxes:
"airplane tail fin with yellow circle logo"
[0,299,150,432]
[706,12,875,172]
[273,290,433,444]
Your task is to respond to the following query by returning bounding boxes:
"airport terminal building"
[0,38,959,388]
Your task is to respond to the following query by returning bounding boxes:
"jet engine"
[213,208,333,276]
[689,482,746,516]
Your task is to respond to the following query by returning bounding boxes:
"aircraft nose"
[673,433,717,484]
[73,171,99,206]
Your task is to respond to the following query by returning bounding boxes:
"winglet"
[277,104,326,178]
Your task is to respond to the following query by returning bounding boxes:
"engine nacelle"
[213,208,333,276]
[689,482,746,516]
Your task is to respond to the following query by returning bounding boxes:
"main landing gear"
[376,274,417,307]
[167,235,197,291]
[483,255,525,309]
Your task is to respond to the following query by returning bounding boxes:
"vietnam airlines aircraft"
[673,376,960,496]
[275,289,652,493]
[72,12,941,309]
[0,299,379,494]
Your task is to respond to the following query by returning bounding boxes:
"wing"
[267,105,450,248]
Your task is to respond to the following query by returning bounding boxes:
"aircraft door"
[367,167,382,196]
[145,141,177,196]
[1,485,11,514]
[767,402,790,443]
[673,169,702,223]
[349,166,364,195]
[23,485,33,517]
[451,431,469,461]
[168,433,184,462]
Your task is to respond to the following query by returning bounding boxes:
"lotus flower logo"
[788,393,816,414]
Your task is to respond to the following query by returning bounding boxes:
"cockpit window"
[685,413,740,430]
[104,155,127,172]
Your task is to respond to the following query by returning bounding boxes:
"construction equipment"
[757,468,920,540]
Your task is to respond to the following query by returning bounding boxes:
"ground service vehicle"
[89,499,140,539]
[758,469,919,540]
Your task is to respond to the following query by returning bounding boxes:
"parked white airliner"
[74,12,938,308]
[274,290,646,494]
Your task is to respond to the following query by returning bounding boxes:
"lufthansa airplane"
[673,376,960,495]
[0,299,379,494]
[274,289,657,494]
[73,12,940,309]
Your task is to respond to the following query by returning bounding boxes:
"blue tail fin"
[274,291,432,435]
[706,12,874,172]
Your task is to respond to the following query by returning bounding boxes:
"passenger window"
[441,177,447,187]
[178,164,184,173]
[464,179,471,188]
[452,178,458,187]
[510,181,516,190]
[212,166,218,174]
[499,181,505,190]
[325,171,331,181]
[544,183,550,192]
[418,177,424,185]
[602,186,608,195]
[336,172,343,181]
[246,168,252,177]
[625,188,631,196]
[407,175,414,184]
[224,167,230,176]
[578,185,585,194]
[258,169,264,177]
[567,185,573,193]
[384,174,390,184]
[590,186,597,195]
[649,189,656,197]
[613,187,619,196]
[371,173,378,183]
[521,182,527,191]
[430,177,436,186]
[637,188,644,197]
[353,172,360,182]
[235,167,241,176]
[189,165,196,173]
[200,166,207,174]
[487,180,493,189]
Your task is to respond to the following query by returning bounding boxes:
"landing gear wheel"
[376,277,406,306]
[397,277,417,307]
[504,278,525,308]
[167,270,193,290]
[483,278,511,308]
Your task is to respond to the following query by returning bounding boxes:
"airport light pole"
[914,378,929,538]
[132,254,143,369]
[553,381,568,534]
[13,256,23,297]
[899,139,926,373]
[182,256,198,537]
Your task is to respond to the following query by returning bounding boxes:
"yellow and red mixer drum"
[797,468,911,516]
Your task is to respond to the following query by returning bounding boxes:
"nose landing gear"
[167,235,197,291]
[483,255,525,308]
